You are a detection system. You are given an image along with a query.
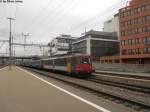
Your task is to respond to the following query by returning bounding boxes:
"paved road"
[0,67,108,112]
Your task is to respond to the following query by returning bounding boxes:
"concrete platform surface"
[0,66,109,112]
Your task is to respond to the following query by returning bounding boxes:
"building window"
[142,27,146,32]
[143,48,150,54]
[141,5,146,11]
[121,50,127,55]
[135,38,140,44]
[141,4,150,12]
[128,39,132,45]
[125,40,128,45]
[120,5,150,18]
[134,8,138,14]
[148,48,150,53]
[135,48,141,54]
[137,7,141,13]
[128,49,132,55]
[143,37,147,43]
[132,49,136,54]
[134,18,138,24]
[138,28,142,33]
[120,15,150,28]
[121,31,125,36]
[143,37,150,44]
[134,28,139,34]
[121,40,125,46]
[142,26,150,32]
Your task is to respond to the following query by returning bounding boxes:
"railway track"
[88,78,150,93]
[22,67,150,112]
[93,73,150,89]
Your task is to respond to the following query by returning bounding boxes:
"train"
[20,53,93,77]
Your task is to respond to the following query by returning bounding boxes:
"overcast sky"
[0,0,128,56]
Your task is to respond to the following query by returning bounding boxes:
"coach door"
[67,58,72,73]
[71,57,78,72]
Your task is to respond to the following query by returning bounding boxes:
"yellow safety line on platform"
[17,67,111,112]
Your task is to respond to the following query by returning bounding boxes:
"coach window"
[60,58,66,66]
[71,57,78,65]
[49,60,53,65]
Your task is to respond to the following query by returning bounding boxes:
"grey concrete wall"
[93,62,150,73]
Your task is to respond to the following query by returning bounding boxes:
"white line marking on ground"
[0,66,8,71]
[17,67,111,112]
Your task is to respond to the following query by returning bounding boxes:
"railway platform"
[0,66,109,112]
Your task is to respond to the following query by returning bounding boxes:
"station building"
[72,30,119,61]
[48,35,76,56]
[100,0,150,65]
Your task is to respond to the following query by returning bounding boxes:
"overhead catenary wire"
[2,0,129,57]
[22,0,55,32]
[28,0,79,35]
[30,0,128,38]
[27,0,83,36]
[26,0,67,33]
[36,0,82,37]
[33,0,76,35]
[64,0,128,35]
[18,0,128,56]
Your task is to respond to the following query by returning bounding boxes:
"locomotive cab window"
[82,57,91,64]
[76,56,91,64]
